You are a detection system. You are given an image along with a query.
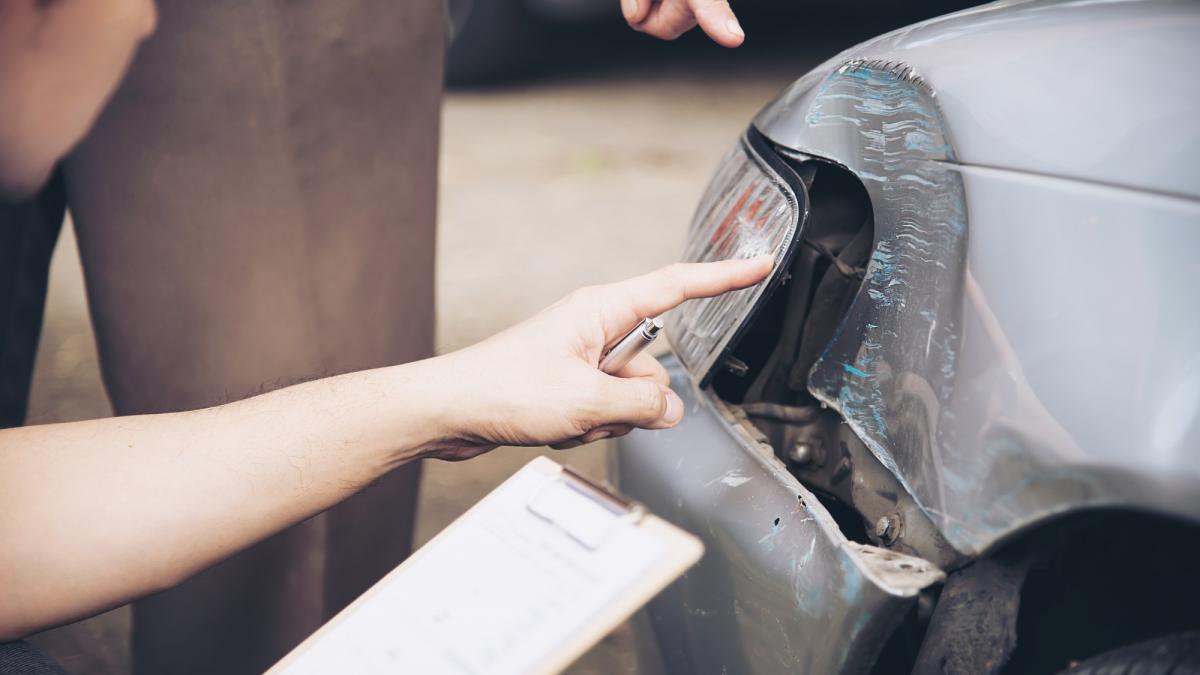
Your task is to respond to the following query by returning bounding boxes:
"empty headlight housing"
[667,128,807,386]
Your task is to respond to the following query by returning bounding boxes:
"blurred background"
[25,1,965,672]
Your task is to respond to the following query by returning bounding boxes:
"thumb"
[591,376,685,430]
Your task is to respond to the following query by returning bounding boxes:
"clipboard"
[268,456,703,675]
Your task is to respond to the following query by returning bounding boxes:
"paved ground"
[22,9,917,673]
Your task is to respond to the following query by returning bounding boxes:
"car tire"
[446,0,543,84]
[1058,631,1200,675]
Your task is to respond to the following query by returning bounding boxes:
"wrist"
[380,354,480,461]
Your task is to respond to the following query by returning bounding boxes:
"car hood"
[755,0,1200,200]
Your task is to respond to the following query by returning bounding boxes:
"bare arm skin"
[0,258,771,640]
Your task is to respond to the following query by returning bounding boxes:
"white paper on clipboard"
[268,456,703,675]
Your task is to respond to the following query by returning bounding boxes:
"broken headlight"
[666,128,806,386]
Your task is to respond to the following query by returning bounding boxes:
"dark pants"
[0,642,68,675]
[0,1,444,672]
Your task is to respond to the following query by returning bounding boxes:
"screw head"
[875,514,900,544]
[789,441,815,466]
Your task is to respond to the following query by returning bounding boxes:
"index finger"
[689,0,745,48]
[600,256,774,339]
[620,0,652,25]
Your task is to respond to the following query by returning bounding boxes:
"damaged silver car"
[614,1,1200,673]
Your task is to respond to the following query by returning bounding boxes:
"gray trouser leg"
[61,1,444,672]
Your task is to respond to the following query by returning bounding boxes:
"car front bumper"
[613,355,943,675]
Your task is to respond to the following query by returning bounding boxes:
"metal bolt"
[875,514,901,544]
[789,441,815,466]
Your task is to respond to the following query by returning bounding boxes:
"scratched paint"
[707,469,754,488]
[791,536,823,618]
[789,59,970,539]
[756,55,1200,558]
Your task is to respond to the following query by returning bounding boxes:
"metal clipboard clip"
[524,464,647,551]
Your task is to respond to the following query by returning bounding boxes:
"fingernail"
[726,18,744,39]
[591,430,613,442]
[622,0,639,20]
[661,386,684,424]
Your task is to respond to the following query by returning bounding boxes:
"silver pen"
[599,317,664,374]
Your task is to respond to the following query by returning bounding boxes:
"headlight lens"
[667,129,805,385]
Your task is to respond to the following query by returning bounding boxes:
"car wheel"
[446,0,543,84]
[1058,631,1200,675]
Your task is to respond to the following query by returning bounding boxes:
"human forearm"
[0,258,772,640]
[0,360,450,639]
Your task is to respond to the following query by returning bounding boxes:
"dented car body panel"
[751,0,1200,555]
[616,0,1200,670]
[615,360,942,675]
